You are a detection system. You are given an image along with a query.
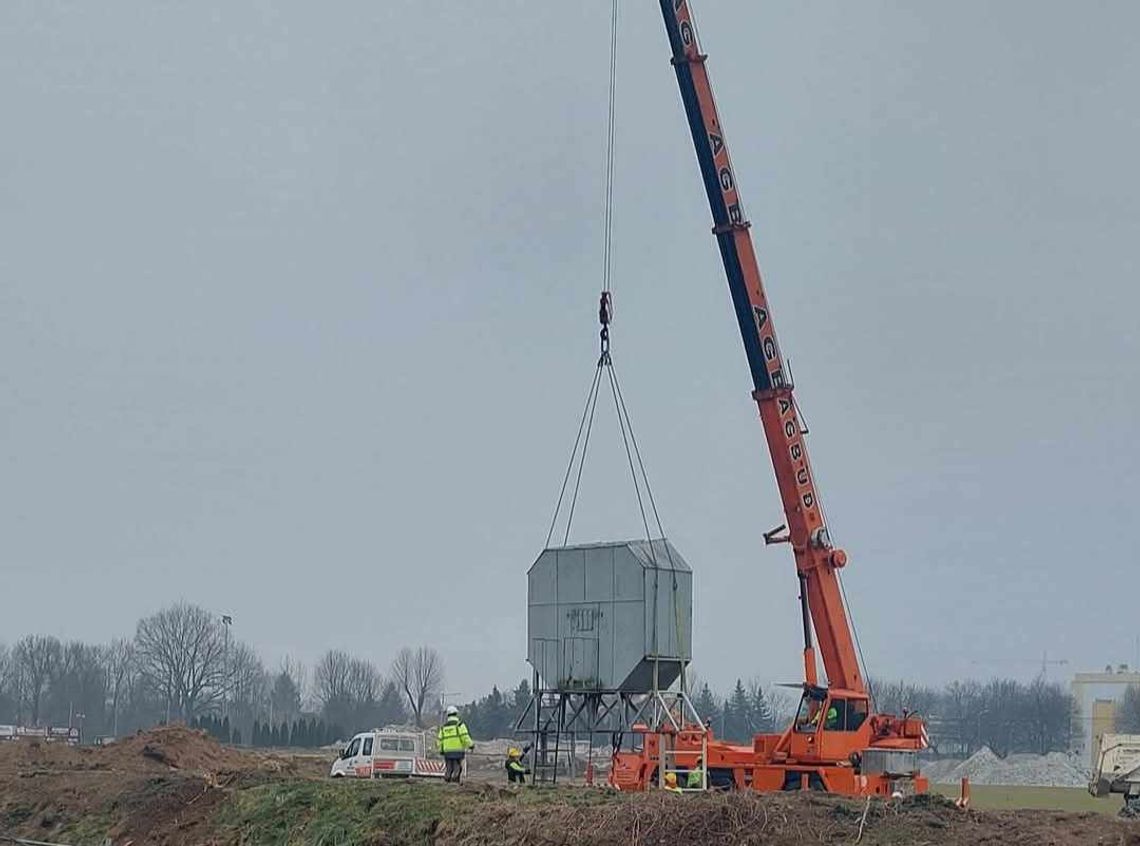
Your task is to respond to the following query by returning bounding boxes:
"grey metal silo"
[527,539,693,693]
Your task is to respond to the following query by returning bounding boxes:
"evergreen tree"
[749,684,775,734]
[376,680,407,727]
[459,698,478,735]
[724,679,752,743]
[693,683,719,730]
[513,678,531,708]
[232,727,243,746]
[483,686,510,738]
[222,715,232,744]
[512,678,531,721]
[251,720,262,747]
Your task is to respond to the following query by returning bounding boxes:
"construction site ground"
[1,728,1137,846]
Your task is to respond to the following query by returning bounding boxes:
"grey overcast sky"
[2,1,1138,700]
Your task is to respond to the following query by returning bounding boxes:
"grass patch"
[212,780,623,846]
[59,809,120,845]
[215,780,463,846]
[931,782,1118,815]
[1,803,35,828]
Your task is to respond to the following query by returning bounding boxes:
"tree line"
[0,602,448,746]
[3,602,1130,756]
[871,677,1079,756]
[690,679,795,744]
[190,713,345,749]
[687,675,1086,757]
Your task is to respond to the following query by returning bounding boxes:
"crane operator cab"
[794,685,869,734]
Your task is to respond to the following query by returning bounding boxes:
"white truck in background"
[329,728,445,780]
[1089,733,1140,817]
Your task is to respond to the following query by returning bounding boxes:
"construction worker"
[686,756,706,790]
[804,703,837,732]
[662,772,683,793]
[823,704,840,730]
[505,745,530,784]
[437,705,474,783]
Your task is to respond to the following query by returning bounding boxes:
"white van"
[329,728,445,779]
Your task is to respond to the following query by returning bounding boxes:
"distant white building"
[1071,665,1140,768]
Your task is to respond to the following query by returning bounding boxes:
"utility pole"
[221,614,233,719]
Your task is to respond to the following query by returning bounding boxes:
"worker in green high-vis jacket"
[437,705,474,783]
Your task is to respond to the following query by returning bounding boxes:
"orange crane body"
[608,1,928,796]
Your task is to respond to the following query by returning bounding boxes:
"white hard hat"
[446,705,459,716]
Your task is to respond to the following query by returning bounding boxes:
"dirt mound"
[0,726,295,778]
[102,725,261,774]
[0,738,96,774]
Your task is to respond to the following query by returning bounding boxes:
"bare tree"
[869,678,939,718]
[49,641,107,730]
[391,646,443,727]
[13,635,62,725]
[314,650,354,712]
[347,658,381,706]
[766,688,797,730]
[104,638,135,737]
[227,641,267,720]
[0,644,14,719]
[270,657,306,724]
[313,650,384,730]
[1022,676,1073,754]
[941,679,985,755]
[134,603,229,721]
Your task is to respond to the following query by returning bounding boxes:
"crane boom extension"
[658,0,862,693]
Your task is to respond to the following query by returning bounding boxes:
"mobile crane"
[608,1,928,796]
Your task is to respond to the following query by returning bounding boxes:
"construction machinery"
[1090,733,1140,816]
[607,1,928,796]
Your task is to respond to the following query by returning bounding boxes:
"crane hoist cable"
[544,297,670,556]
[542,2,686,671]
[602,0,619,297]
[544,0,668,555]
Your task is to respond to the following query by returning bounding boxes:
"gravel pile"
[925,746,1088,787]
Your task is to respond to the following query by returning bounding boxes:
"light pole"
[221,615,233,720]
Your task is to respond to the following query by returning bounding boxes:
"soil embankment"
[1,728,1137,845]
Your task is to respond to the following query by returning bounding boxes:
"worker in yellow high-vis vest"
[437,705,475,783]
